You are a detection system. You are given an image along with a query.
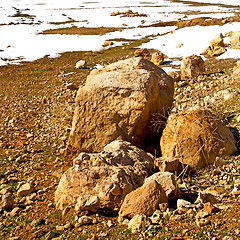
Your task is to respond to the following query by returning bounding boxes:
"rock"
[209,33,225,47]
[145,172,180,201]
[118,179,167,219]
[10,207,21,217]
[195,209,209,219]
[230,31,240,49]
[17,182,35,197]
[44,231,55,240]
[150,210,163,224]
[76,60,87,69]
[78,216,93,226]
[128,214,151,233]
[155,157,182,174]
[201,45,226,58]
[66,83,78,91]
[55,141,154,211]
[195,191,218,204]
[167,71,181,82]
[196,218,210,227]
[222,236,234,240]
[151,51,164,66]
[66,57,174,155]
[103,41,113,47]
[180,55,205,79]
[203,202,220,214]
[160,109,237,169]
[177,199,192,213]
[0,193,14,211]
[233,61,240,76]
[134,48,150,59]
[231,185,240,196]
[75,195,100,213]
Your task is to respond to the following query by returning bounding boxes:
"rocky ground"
[0,14,240,240]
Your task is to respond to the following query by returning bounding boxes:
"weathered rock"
[75,195,100,213]
[17,183,35,197]
[167,71,181,82]
[180,55,205,79]
[160,109,237,169]
[201,45,226,58]
[55,166,143,211]
[56,141,154,211]
[155,157,182,174]
[150,210,163,224]
[118,179,167,220]
[66,57,174,155]
[151,51,164,66]
[134,48,150,59]
[145,172,180,201]
[209,33,225,47]
[128,214,151,233]
[76,60,87,69]
[203,202,220,214]
[230,31,240,49]
[0,193,14,211]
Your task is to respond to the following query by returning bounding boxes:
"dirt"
[0,11,240,240]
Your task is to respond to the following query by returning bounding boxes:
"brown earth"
[0,14,240,240]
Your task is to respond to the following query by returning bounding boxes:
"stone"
[167,71,181,82]
[66,83,78,91]
[177,199,192,213]
[128,214,151,233]
[103,41,113,47]
[150,210,163,224]
[55,141,154,211]
[160,109,237,169]
[0,193,14,211]
[44,231,55,240]
[66,57,174,155]
[201,45,226,58]
[196,218,210,227]
[134,48,150,59]
[155,157,182,174]
[195,209,209,219]
[75,195,100,213]
[76,60,87,69]
[151,51,164,66]
[17,183,35,197]
[78,216,93,226]
[203,202,220,214]
[145,172,180,201]
[195,191,218,204]
[209,33,225,47]
[231,186,240,196]
[180,55,205,79]
[10,207,21,217]
[118,179,167,220]
[233,61,240,76]
[230,31,240,49]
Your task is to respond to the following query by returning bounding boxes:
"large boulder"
[180,55,205,79]
[55,140,154,211]
[118,179,167,220]
[66,57,174,156]
[160,109,237,169]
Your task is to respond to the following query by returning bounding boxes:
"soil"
[0,9,240,240]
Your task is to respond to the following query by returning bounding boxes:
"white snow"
[0,0,239,65]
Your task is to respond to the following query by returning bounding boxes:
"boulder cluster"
[54,44,238,233]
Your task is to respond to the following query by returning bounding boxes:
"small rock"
[76,60,87,69]
[134,48,150,59]
[196,218,210,227]
[17,182,35,197]
[103,41,113,47]
[195,210,209,219]
[66,83,78,91]
[195,191,218,204]
[177,199,192,214]
[151,51,164,66]
[78,216,93,226]
[150,210,163,224]
[128,214,151,233]
[203,202,220,214]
